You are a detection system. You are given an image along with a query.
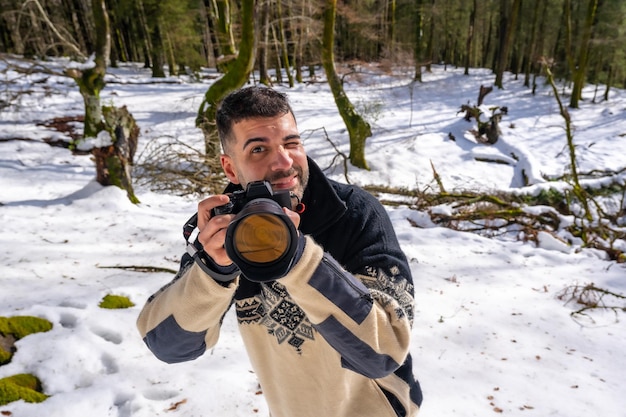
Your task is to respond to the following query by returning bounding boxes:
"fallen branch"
[97,265,177,274]
[557,283,626,319]
[134,136,227,196]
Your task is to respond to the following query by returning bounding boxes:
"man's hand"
[282,206,301,230]
[197,195,236,267]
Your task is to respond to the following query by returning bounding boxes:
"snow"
[1,58,625,416]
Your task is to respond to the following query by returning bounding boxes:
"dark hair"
[216,86,295,152]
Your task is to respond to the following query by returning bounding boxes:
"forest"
[2,0,625,98]
[1,0,625,261]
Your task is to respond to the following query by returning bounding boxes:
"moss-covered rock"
[0,316,53,340]
[0,373,48,405]
[0,316,53,365]
[99,294,135,309]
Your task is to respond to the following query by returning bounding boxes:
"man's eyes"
[250,146,265,154]
[249,142,301,154]
[285,140,302,148]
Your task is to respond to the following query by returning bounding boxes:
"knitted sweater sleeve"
[136,256,238,363]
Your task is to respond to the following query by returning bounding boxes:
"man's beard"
[238,165,309,208]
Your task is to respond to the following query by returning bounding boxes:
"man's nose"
[272,146,293,170]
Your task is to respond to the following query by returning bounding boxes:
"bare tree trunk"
[563,0,578,78]
[258,0,272,85]
[149,24,166,77]
[294,0,306,83]
[425,0,435,72]
[165,31,177,76]
[300,0,317,80]
[510,2,525,80]
[494,0,521,89]
[294,32,303,83]
[270,19,284,84]
[321,0,372,170]
[482,12,493,69]
[569,0,599,108]
[603,64,613,102]
[523,0,540,87]
[135,0,153,68]
[531,0,549,94]
[202,0,222,67]
[142,0,166,77]
[413,0,423,81]
[107,0,122,66]
[387,0,396,59]
[276,0,294,87]
[464,0,477,75]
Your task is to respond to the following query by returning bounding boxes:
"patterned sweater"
[137,158,423,417]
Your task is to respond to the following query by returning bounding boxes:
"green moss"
[0,316,53,341]
[0,373,48,405]
[0,316,52,366]
[0,347,12,366]
[99,294,135,309]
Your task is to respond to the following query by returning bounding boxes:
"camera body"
[212,180,292,216]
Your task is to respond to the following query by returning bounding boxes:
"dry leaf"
[166,398,187,411]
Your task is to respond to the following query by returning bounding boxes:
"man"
[137,86,423,417]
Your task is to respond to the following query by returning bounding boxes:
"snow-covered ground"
[1,58,625,416]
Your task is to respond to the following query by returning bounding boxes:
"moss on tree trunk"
[196,0,256,169]
[321,0,372,170]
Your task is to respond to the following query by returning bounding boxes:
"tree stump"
[92,105,140,203]
[477,84,493,106]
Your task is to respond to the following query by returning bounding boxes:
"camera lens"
[232,213,290,263]
[225,198,298,281]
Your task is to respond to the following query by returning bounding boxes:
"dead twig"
[97,265,177,274]
[301,127,350,184]
[557,283,626,320]
[134,136,227,196]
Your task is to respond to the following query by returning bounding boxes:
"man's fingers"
[197,194,231,229]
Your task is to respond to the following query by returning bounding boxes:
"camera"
[211,180,292,216]
[214,181,298,281]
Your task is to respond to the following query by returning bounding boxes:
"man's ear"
[220,154,240,184]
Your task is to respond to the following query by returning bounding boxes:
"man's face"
[220,112,309,209]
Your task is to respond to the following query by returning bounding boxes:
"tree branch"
[21,0,86,60]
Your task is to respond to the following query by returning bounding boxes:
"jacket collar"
[222,156,347,235]
[299,156,347,235]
